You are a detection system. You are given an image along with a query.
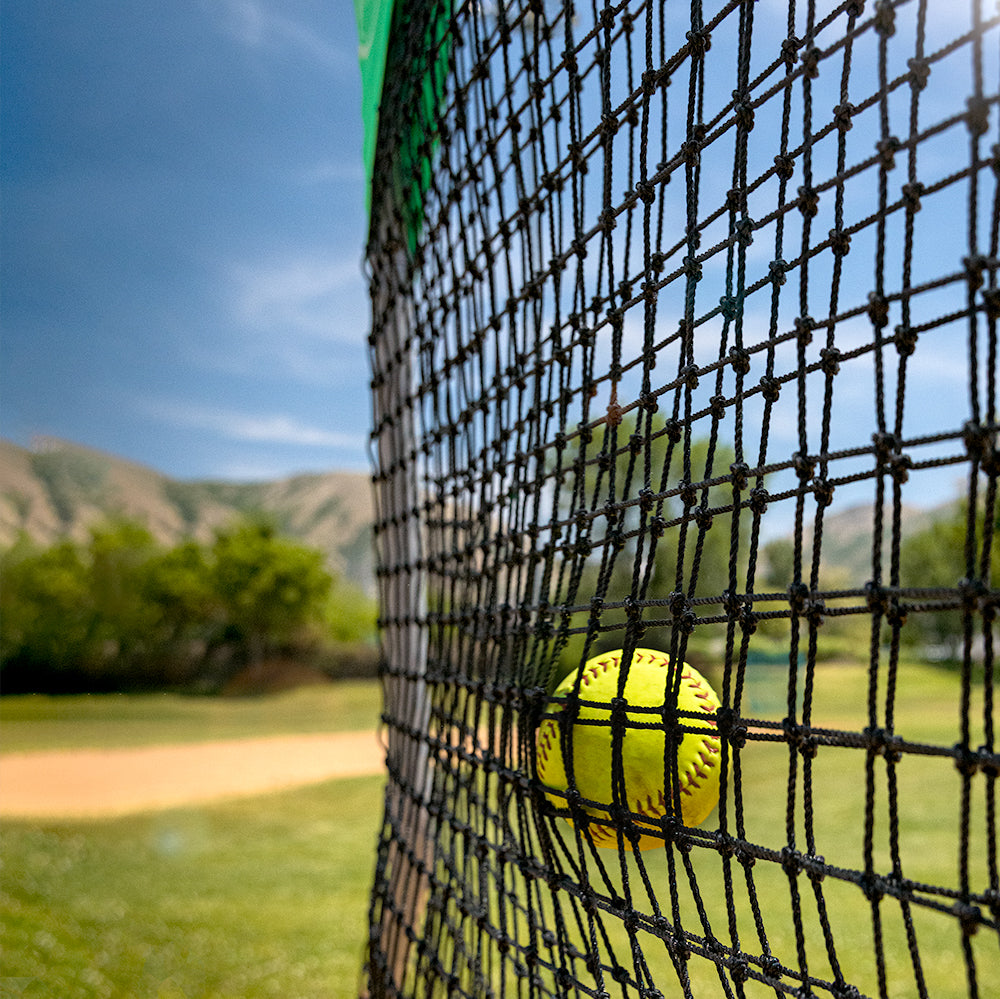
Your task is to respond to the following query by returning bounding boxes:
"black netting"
[363,2,999,997]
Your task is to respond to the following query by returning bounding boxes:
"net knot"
[729,461,751,490]
[682,255,703,280]
[774,153,795,180]
[977,746,1000,778]
[680,363,700,390]
[886,600,908,628]
[861,871,886,902]
[734,95,755,132]
[874,0,896,36]
[819,346,842,375]
[759,375,782,402]
[952,901,983,936]
[906,55,936,95]
[769,258,788,285]
[685,27,711,56]
[811,476,834,507]
[728,343,751,373]
[735,217,755,246]
[964,253,987,290]
[828,228,851,257]
[833,102,855,132]
[749,486,770,515]
[981,287,1000,320]
[867,291,890,328]
[780,846,803,877]
[864,581,890,615]
[635,179,656,205]
[793,452,816,480]
[797,185,820,218]
[964,420,999,473]
[901,181,924,212]
[759,954,783,980]
[780,35,800,66]
[957,575,988,611]
[893,324,918,356]
[788,582,810,613]
[888,451,912,483]
[713,830,737,858]
[875,135,900,169]
[801,46,821,79]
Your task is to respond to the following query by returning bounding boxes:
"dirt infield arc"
[0,731,386,819]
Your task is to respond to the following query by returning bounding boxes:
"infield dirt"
[0,731,385,819]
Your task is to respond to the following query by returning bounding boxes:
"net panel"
[363,1,1000,996]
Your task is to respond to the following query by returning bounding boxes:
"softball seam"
[537,650,720,839]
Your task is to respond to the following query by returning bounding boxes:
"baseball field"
[2,666,996,997]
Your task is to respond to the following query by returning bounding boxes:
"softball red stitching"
[536,719,558,774]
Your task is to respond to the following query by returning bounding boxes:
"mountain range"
[0,438,375,596]
[1,437,952,601]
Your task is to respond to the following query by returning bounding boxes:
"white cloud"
[143,399,362,450]
[298,159,366,185]
[228,253,364,342]
[214,0,351,73]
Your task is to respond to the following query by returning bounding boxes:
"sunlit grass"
[527,660,998,998]
[3,664,996,997]
[2,777,384,999]
[0,681,382,752]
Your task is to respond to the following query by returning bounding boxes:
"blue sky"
[3,0,371,479]
[2,0,992,518]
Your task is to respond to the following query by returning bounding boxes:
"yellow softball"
[535,647,722,850]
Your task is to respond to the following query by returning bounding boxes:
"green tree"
[141,538,221,682]
[555,415,755,668]
[86,519,163,681]
[0,535,97,690]
[900,496,999,658]
[211,517,334,668]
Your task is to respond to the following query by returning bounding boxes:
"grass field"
[0,681,383,752]
[2,665,997,998]
[2,777,384,999]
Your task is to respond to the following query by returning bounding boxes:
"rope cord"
[365,2,999,996]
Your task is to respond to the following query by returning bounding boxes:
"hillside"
[0,438,375,595]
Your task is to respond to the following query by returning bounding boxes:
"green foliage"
[555,418,754,670]
[2,777,384,998]
[1,517,378,693]
[0,537,96,679]
[900,495,999,657]
[211,517,333,663]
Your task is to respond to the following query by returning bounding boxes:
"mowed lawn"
[3,666,998,997]
[0,680,384,752]
[2,682,385,999]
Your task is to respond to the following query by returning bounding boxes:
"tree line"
[1,517,378,694]
[551,417,996,673]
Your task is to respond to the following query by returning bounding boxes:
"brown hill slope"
[0,438,374,595]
